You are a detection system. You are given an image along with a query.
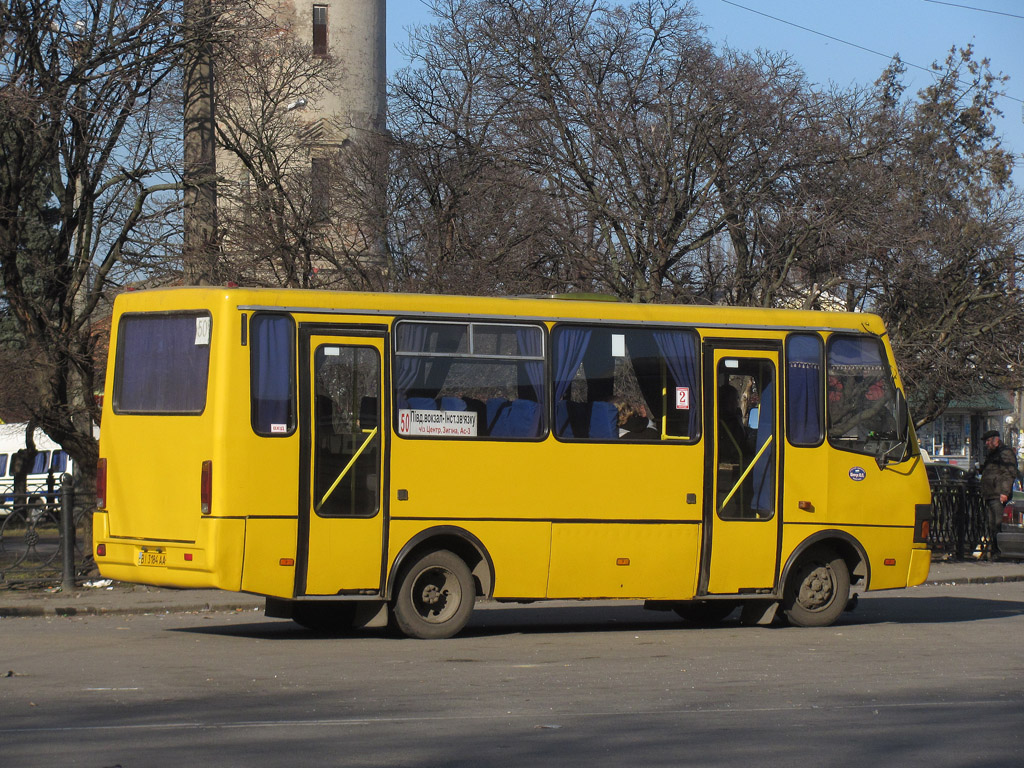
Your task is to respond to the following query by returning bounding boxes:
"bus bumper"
[92,511,244,591]
[907,547,931,587]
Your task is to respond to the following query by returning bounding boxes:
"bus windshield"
[826,335,904,458]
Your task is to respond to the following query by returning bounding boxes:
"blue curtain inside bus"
[515,326,544,402]
[251,314,295,435]
[652,330,701,438]
[787,334,823,446]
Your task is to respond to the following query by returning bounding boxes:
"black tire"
[673,600,737,625]
[291,603,356,632]
[782,548,850,627]
[391,550,475,639]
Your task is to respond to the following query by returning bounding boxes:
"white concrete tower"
[301,0,387,134]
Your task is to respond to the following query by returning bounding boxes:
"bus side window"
[50,450,68,473]
[394,321,545,440]
[551,325,700,442]
[786,333,824,446]
[250,313,296,436]
[30,451,50,475]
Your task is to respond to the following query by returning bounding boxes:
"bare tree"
[0,0,187,501]
[862,49,1024,425]
[390,0,861,303]
[213,1,345,287]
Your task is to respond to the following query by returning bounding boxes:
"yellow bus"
[93,287,932,638]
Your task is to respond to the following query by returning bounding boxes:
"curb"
[0,602,263,619]
[924,574,1024,587]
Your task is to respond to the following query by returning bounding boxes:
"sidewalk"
[0,580,265,618]
[1,557,1023,619]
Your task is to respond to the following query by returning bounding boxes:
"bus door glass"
[301,334,385,596]
[703,347,780,594]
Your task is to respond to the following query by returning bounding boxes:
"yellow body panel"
[547,523,700,599]
[707,516,778,592]
[907,547,932,587]
[94,286,932,611]
[390,439,702,524]
[305,514,384,594]
[240,518,299,597]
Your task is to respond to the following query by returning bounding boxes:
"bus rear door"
[298,330,386,596]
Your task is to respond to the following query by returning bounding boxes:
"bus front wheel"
[391,550,475,639]
[783,548,850,627]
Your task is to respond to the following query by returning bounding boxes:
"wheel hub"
[798,566,835,610]
[420,583,444,605]
[413,567,459,622]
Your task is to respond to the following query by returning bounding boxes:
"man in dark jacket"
[980,429,1018,560]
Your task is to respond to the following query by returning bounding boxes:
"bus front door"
[300,333,386,596]
[702,346,781,595]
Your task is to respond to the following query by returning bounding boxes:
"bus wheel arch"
[780,532,867,628]
[387,526,494,603]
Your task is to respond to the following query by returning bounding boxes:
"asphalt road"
[2,581,1023,767]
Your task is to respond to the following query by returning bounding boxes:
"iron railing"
[0,475,89,588]
[927,479,995,559]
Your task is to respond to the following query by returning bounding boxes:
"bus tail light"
[201,460,212,515]
[914,504,932,544]
[96,458,107,509]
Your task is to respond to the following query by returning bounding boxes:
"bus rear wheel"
[392,550,475,639]
[783,548,850,627]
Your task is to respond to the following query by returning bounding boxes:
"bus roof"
[0,423,62,452]
[112,286,888,335]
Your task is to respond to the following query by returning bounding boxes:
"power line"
[923,1,1024,21]
[717,0,1023,105]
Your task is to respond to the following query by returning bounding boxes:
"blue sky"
[385,0,1023,175]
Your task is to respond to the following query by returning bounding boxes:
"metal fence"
[927,479,995,560]
[0,476,89,589]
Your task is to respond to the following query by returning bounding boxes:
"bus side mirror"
[877,389,911,471]
[896,390,909,442]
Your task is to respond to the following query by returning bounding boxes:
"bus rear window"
[114,313,212,414]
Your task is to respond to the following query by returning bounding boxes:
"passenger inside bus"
[718,384,749,468]
[614,398,659,440]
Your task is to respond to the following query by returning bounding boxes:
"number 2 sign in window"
[676,387,690,410]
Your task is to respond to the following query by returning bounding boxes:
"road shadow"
[169,591,1024,640]
[848,593,1024,625]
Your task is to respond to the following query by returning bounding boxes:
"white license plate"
[138,551,166,566]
